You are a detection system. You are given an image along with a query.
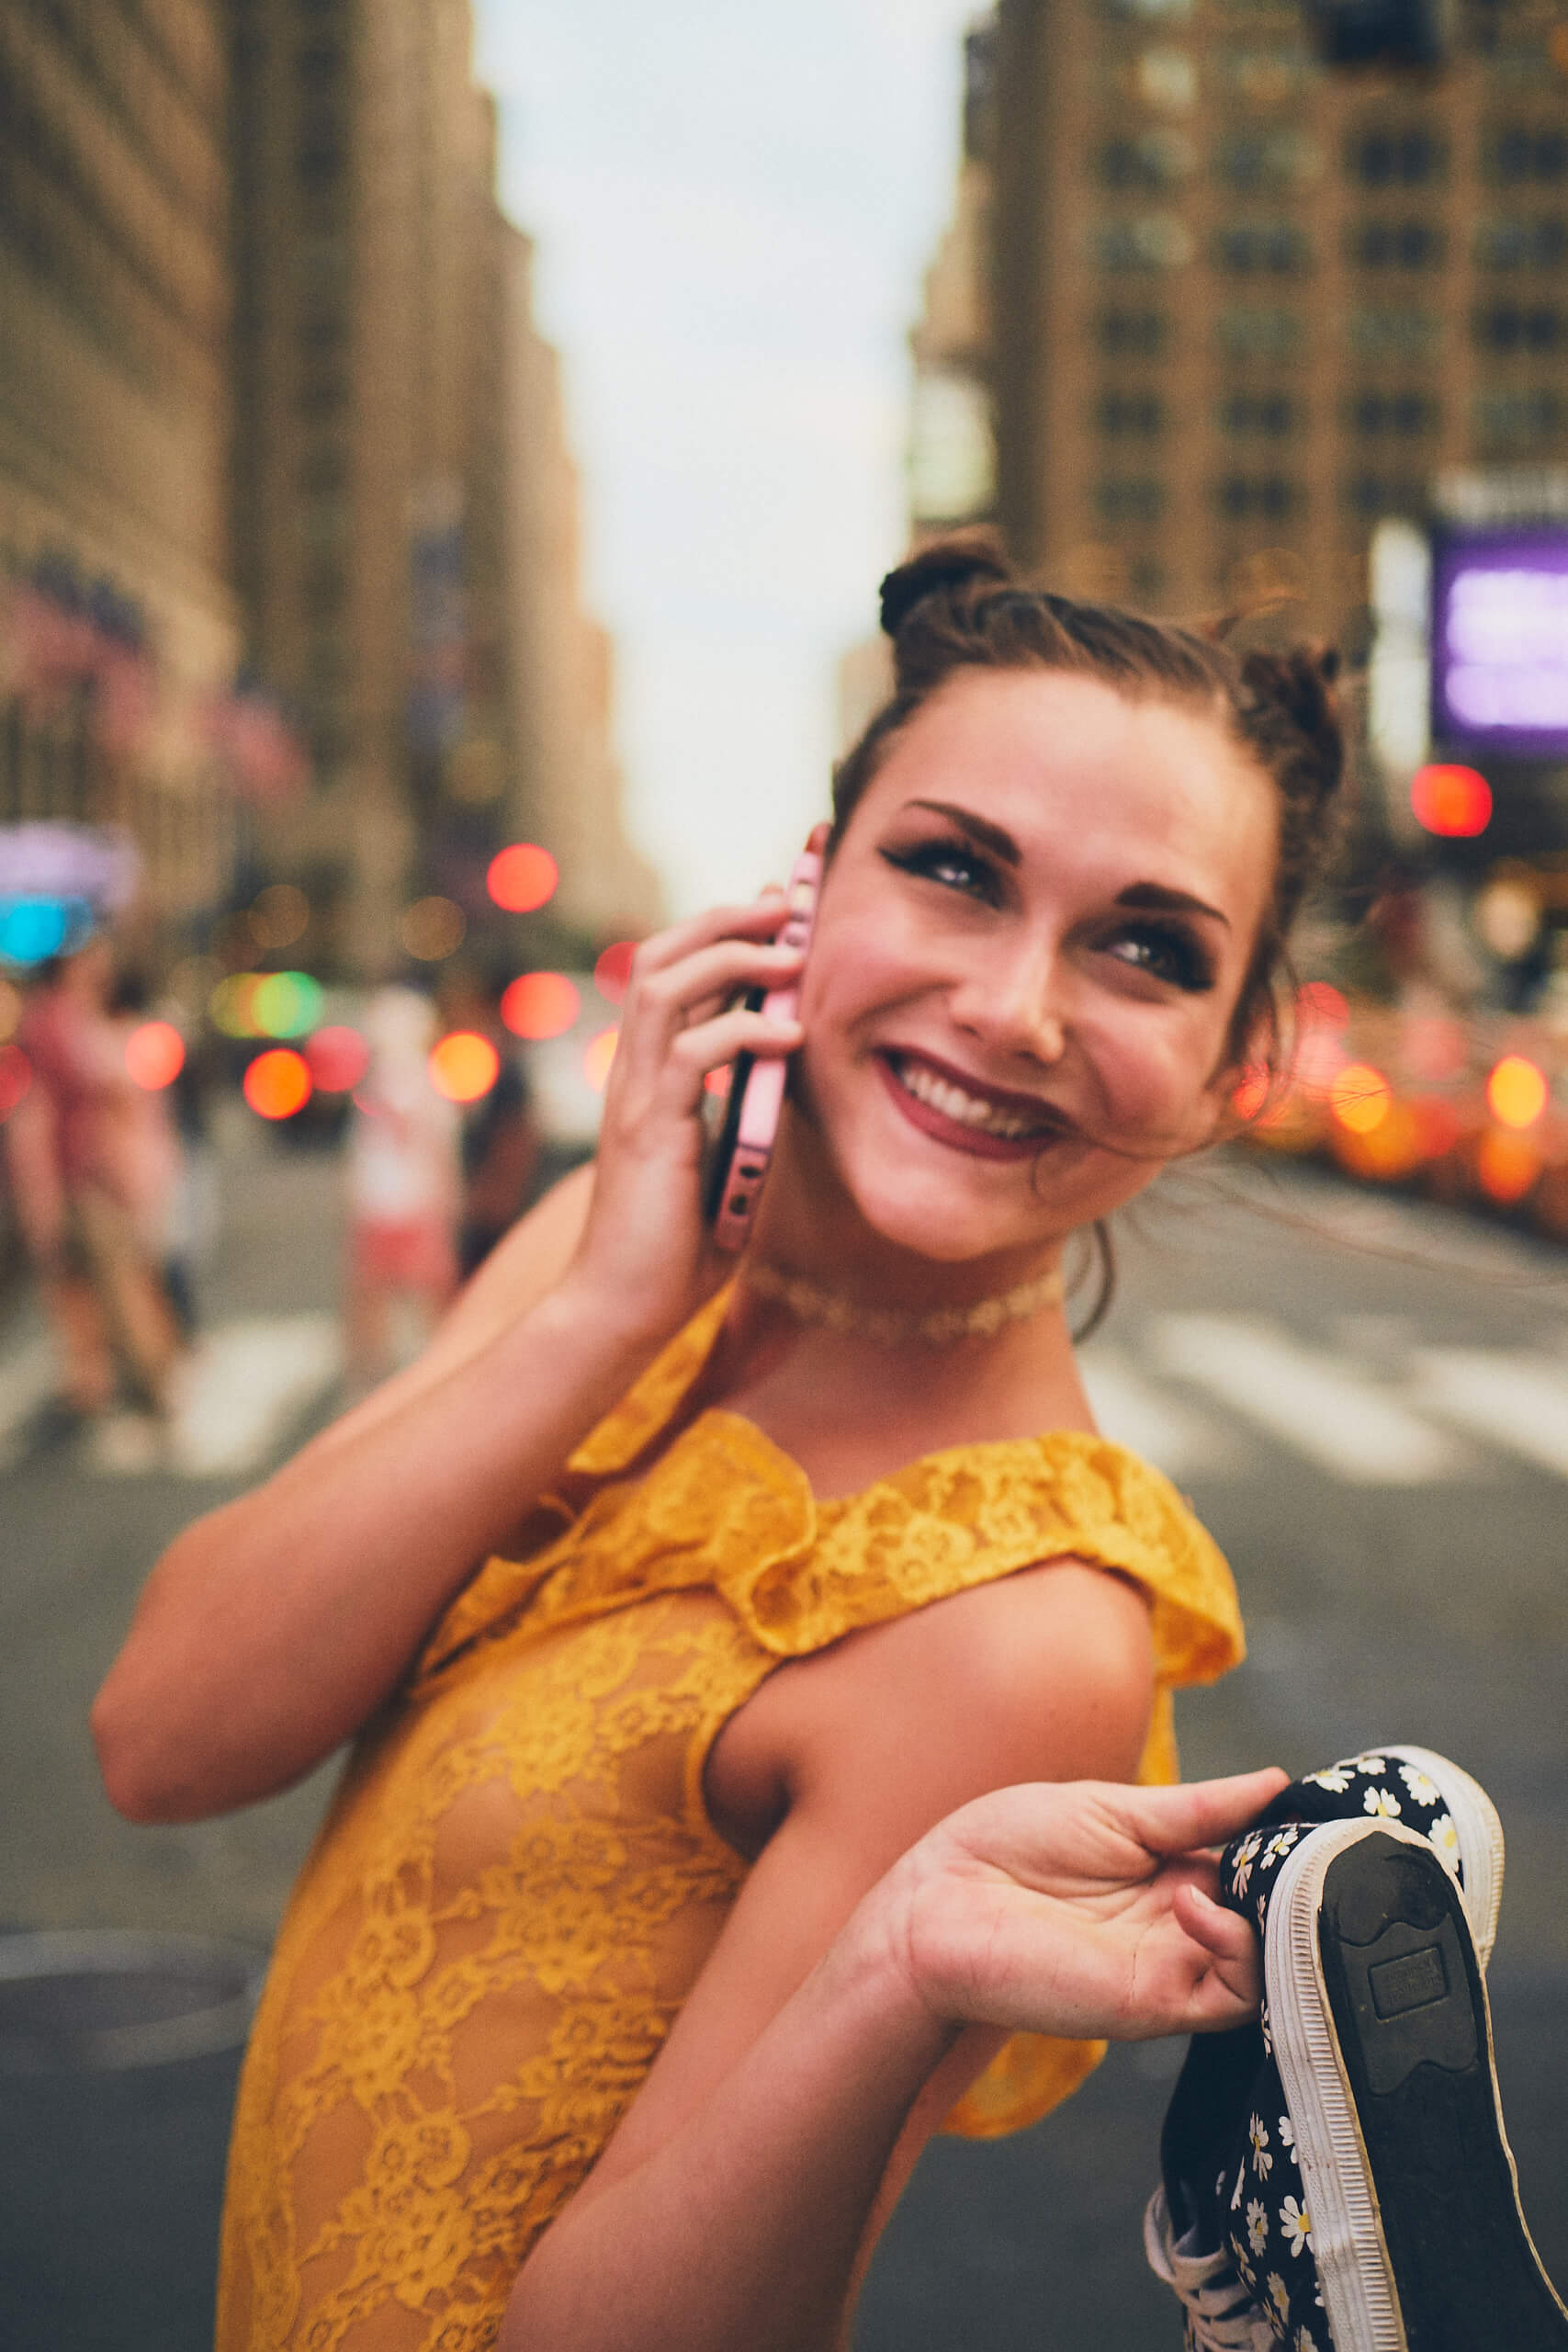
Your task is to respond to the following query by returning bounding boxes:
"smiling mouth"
[883,1051,1066,1143]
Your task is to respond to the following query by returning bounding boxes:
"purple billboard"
[1432,528,1568,757]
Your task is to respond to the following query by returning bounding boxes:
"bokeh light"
[1403,1013,1469,1083]
[251,970,323,1037]
[583,1026,619,1091]
[243,1046,312,1119]
[501,970,580,1040]
[0,897,70,966]
[209,973,264,1036]
[399,895,467,961]
[0,976,21,1040]
[249,882,310,951]
[593,941,637,1002]
[1486,1054,1548,1131]
[1329,1061,1392,1135]
[305,1024,369,1091]
[1230,1065,1271,1120]
[0,1042,32,1118]
[1410,763,1492,839]
[487,842,558,913]
[1296,980,1348,1030]
[124,1021,186,1091]
[429,1030,500,1102]
[704,1065,731,1099]
[1293,1026,1348,1099]
[1476,1128,1540,1203]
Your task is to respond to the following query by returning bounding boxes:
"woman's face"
[789,666,1278,1267]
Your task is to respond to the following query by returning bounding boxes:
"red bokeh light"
[305,1024,370,1092]
[1296,980,1348,1030]
[593,941,638,1003]
[487,842,558,912]
[0,1043,32,1119]
[429,1030,500,1102]
[124,1020,186,1091]
[501,971,580,1040]
[1410,764,1492,839]
[244,1047,312,1119]
[582,1026,619,1091]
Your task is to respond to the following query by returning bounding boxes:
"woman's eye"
[1105,926,1213,992]
[880,839,999,901]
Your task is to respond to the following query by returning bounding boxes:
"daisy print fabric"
[1207,1750,1471,2351]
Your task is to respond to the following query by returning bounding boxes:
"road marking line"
[1146,1314,1472,1485]
[164,1314,342,1479]
[1078,1349,1244,1484]
[1411,1349,1568,1482]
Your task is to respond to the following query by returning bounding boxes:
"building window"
[1214,306,1304,359]
[1099,0,1192,20]
[1341,473,1427,517]
[1217,390,1300,435]
[1344,219,1447,268]
[1134,47,1198,108]
[1094,390,1166,435]
[1213,130,1322,188]
[1213,46,1310,104]
[1211,474,1303,521]
[1212,220,1313,273]
[1343,124,1448,186]
[1472,300,1568,350]
[1091,214,1195,269]
[1346,305,1439,360]
[1472,387,1568,449]
[1093,477,1168,524]
[1095,306,1170,355]
[1473,214,1568,269]
[1343,390,1441,435]
[1097,130,1195,187]
[1483,124,1568,184]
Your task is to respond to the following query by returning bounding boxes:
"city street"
[3,1133,1567,2349]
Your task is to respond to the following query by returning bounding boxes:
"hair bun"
[877,532,1014,639]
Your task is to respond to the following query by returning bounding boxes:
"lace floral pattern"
[218,1296,1243,2348]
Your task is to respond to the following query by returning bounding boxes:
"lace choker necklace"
[743,1260,1064,1348]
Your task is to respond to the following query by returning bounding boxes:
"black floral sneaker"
[1145,1745,1567,2352]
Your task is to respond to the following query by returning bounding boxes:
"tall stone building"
[944,0,1568,644]
[228,0,657,973]
[0,0,240,932]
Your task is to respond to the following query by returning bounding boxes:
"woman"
[94,537,1343,2350]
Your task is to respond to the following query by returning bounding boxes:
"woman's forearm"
[91,1277,667,1820]
[501,1891,954,2352]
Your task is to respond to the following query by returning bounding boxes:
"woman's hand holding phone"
[561,846,821,1344]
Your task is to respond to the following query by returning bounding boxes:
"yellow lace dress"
[217,1291,1244,2352]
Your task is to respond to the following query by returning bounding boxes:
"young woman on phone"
[94,537,1343,2352]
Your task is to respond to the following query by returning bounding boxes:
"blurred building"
[928,0,1568,646]
[227,0,655,974]
[0,0,240,931]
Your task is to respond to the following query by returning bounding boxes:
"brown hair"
[831,531,1346,1075]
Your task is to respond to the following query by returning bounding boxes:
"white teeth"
[893,1057,1049,1139]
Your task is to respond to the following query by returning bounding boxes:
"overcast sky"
[471,2,980,917]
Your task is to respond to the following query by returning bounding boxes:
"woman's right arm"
[92,900,807,1823]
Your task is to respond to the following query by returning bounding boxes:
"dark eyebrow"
[906,799,1021,867]
[1117,881,1230,928]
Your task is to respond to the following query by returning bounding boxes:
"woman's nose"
[951,943,1068,1066]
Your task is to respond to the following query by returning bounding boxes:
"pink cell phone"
[704,834,825,1250]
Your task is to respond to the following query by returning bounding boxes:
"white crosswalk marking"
[164,1314,342,1478]
[1145,1313,1473,1485]
[1078,1347,1243,1484]
[1411,1349,1568,1482]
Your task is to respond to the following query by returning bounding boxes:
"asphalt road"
[2,1130,1565,2351]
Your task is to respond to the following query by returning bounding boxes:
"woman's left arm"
[502,1564,1269,2352]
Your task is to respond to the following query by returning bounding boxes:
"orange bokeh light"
[1476,1128,1540,1204]
[593,941,637,1003]
[305,1024,370,1092]
[1486,1053,1548,1131]
[429,1030,500,1102]
[244,1046,312,1119]
[0,1042,31,1119]
[1410,764,1492,839]
[124,1020,186,1091]
[1231,1065,1271,1120]
[583,1026,619,1092]
[487,842,558,912]
[1330,1061,1392,1134]
[502,970,580,1040]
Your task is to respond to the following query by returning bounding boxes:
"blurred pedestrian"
[8,940,180,1418]
[343,984,459,1381]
